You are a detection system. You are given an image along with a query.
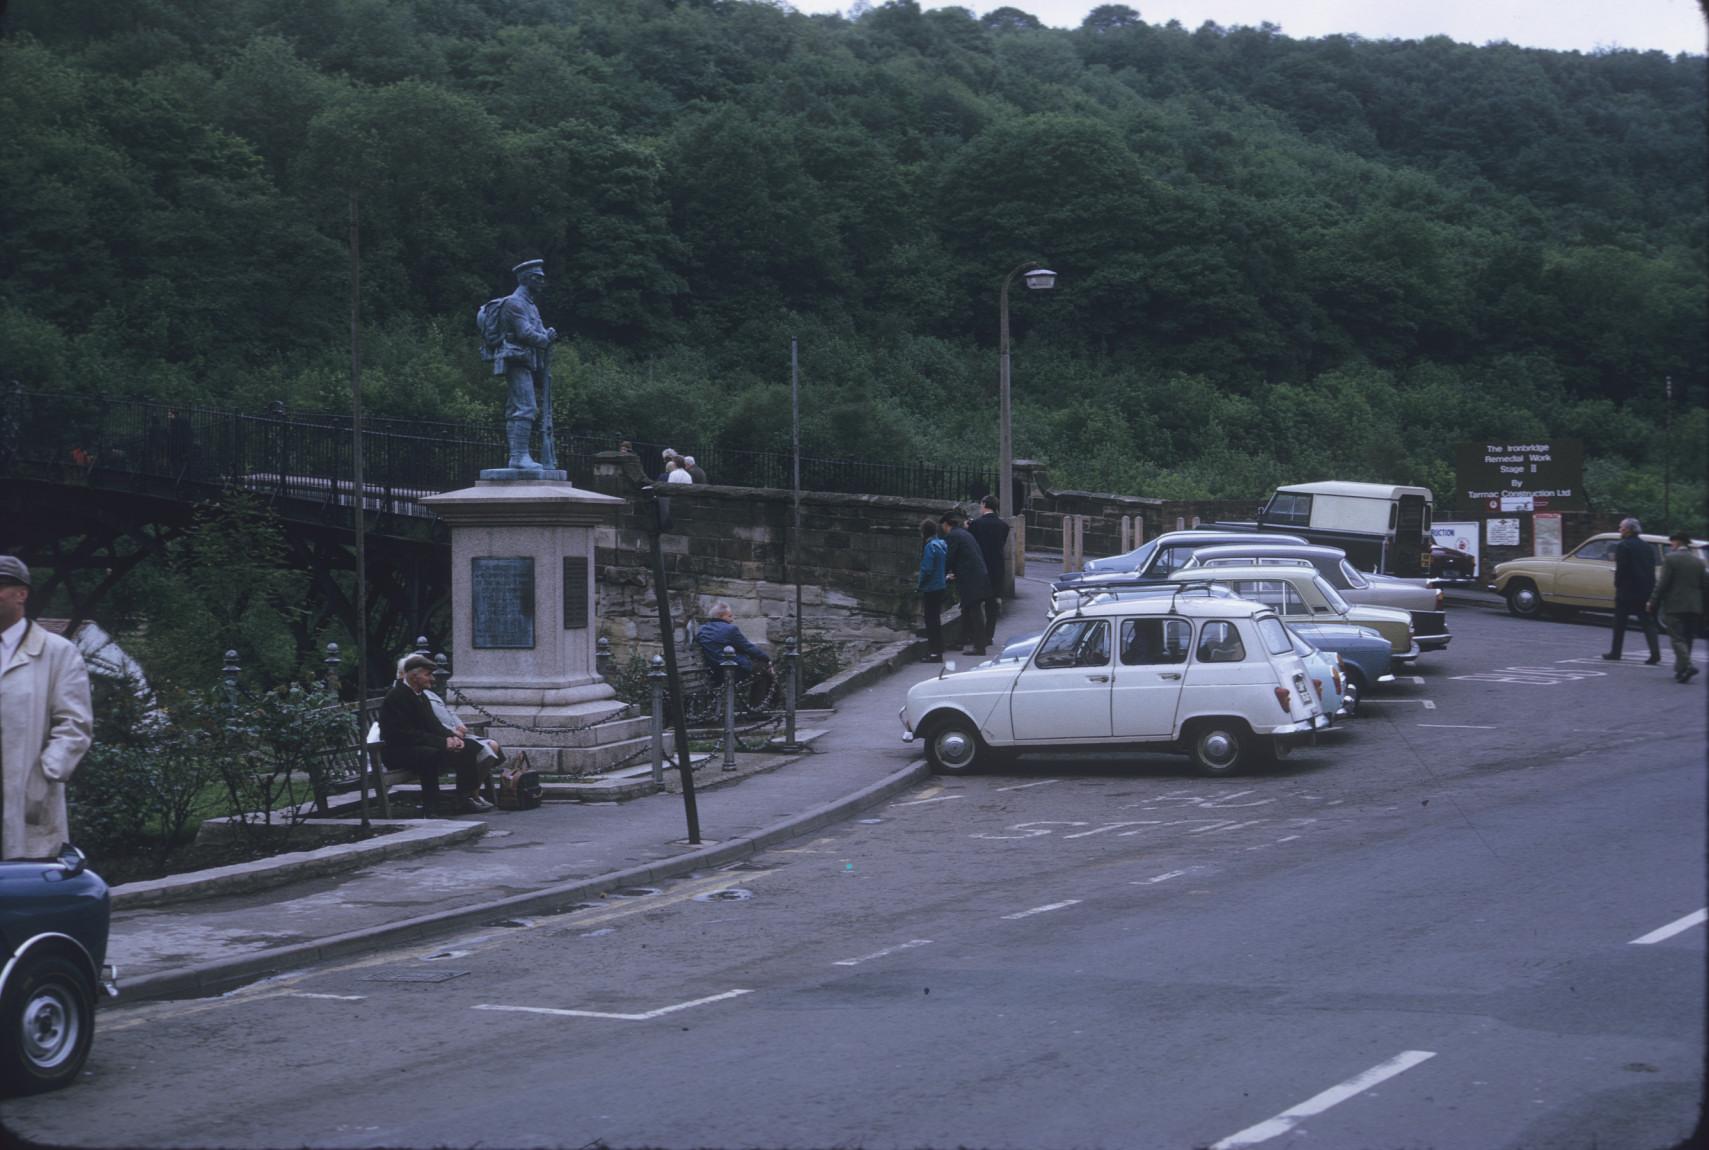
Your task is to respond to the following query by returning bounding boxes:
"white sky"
[784,0,1708,55]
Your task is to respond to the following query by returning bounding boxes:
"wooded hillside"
[3,0,1703,522]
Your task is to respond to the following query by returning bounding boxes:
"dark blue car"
[0,845,117,1095]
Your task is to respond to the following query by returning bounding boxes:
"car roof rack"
[1064,578,1226,616]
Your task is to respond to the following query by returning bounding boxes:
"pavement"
[106,565,1058,1005]
[104,563,1503,1005]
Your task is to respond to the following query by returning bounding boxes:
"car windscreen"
[1313,574,1352,613]
[1090,538,1156,573]
[1337,559,1370,589]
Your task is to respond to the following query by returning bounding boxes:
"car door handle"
[1087,674,1110,682]
[1159,672,1182,680]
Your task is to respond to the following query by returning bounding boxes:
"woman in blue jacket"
[918,517,949,662]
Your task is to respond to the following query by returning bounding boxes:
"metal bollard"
[720,645,739,771]
[783,635,800,746]
[648,655,667,787]
[414,635,431,657]
[433,652,450,692]
[323,642,341,693]
[596,636,612,678]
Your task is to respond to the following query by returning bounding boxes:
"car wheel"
[0,955,96,1096]
[1187,721,1249,777]
[1504,580,1545,619]
[924,715,982,775]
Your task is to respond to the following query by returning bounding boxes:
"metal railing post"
[721,645,739,771]
[323,642,341,693]
[596,636,612,679]
[784,635,799,746]
[648,655,667,788]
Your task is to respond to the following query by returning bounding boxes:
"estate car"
[901,589,1330,777]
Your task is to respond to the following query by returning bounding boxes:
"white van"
[1250,481,1434,574]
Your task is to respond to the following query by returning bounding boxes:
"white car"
[900,590,1330,777]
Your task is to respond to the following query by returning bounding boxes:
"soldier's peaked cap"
[512,258,545,276]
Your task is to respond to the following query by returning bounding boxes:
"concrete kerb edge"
[110,821,487,910]
[119,759,934,1005]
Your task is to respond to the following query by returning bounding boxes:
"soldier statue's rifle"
[540,343,558,471]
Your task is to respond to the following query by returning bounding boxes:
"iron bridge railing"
[3,391,996,511]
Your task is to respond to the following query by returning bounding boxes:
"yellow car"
[1490,532,1708,619]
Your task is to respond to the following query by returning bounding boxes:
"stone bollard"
[720,645,739,771]
[648,655,667,788]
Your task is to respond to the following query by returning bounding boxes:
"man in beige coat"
[0,556,94,858]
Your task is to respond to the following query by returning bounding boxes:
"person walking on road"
[1648,530,1705,683]
[917,517,949,663]
[1603,517,1661,664]
[966,494,1011,646]
[0,556,93,859]
[940,512,994,656]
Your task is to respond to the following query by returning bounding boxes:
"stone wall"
[588,452,963,668]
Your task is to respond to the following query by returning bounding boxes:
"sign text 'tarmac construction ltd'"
[1454,439,1586,512]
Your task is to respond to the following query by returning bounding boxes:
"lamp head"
[1024,267,1057,290]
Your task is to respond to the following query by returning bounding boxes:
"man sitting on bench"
[695,602,775,713]
[380,653,492,815]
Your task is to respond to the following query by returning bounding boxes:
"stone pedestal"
[421,479,630,768]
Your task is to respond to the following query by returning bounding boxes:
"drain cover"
[693,888,753,902]
[612,886,661,898]
[359,969,468,984]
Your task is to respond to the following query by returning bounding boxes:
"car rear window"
[1256,615,1293,656]
[1196,621,1247,663]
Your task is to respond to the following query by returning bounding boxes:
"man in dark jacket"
[967,495,1012,640]
[1604,518,1660,664]
[380,653,488,814]
[940,512,994,656]
[1648,530,1705,682]
[696,602,775,709]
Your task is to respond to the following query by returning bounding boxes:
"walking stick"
[540,345,558,471]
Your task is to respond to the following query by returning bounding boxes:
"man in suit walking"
[1603,517,1660,664]
[1649,530,1704,683]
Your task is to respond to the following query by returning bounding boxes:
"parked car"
[1167,566,1419,662]
[1490,532,1709,619]
[0,845,118,1096]
[1429,545,1477,582]
[1287,620,1396,709]
[1179,542,1450,651]
[1049,576,1245,618]
[901,591,1330,777]
[1216,480,1435,575]
[1286,627,1350,720]
[1061,530,1308,584]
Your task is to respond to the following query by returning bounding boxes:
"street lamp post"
[998,259,1057,549]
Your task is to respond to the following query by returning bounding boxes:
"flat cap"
[401,653,435,673]
[0,556,30,586]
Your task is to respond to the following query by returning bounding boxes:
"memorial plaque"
[562,556,589,630]
[471,557,535,649]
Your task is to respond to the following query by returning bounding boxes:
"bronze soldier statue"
[479,259,558,472]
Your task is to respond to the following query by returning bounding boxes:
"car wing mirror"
[941,660,956,678]
[56,842,88,876]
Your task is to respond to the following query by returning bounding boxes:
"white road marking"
[1002,899,1083,920]
[1630,908,1707,945]
[1186,819,1266,834]
[1367,697,1436,708]
[1210,1050,1438,1149]
[833,939,934,966]
[1132,870,1190,885]
[1417,723,1497,729]
[1402,675,1425,685]
[995,778,1060,791]
[891,794,964,807]
[474,989,753,1021]
[288,992,367,1001]
[1274,835,1302,843]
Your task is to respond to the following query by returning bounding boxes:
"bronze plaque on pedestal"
[472,557,535,648]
